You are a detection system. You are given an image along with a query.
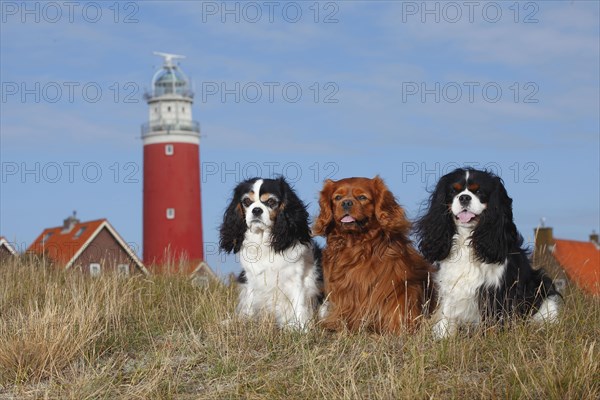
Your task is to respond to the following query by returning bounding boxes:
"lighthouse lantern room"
[142,52,204,272]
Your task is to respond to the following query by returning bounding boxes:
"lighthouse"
[142,52,204,272]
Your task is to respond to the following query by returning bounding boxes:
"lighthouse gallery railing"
[141,121,200,137]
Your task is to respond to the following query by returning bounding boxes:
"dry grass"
[0,257,598,399]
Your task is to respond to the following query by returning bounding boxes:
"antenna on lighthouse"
[153,51,185,68]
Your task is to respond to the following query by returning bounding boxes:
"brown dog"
[313,176,432,333]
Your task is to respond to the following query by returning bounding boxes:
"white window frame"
[89,263,101,277]
[166,208,175,220]
[73,226,86,238]
[165,144,174,156]
[117,264,130,277]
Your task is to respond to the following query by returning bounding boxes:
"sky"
[1,0,599,278]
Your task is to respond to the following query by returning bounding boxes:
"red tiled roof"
[27,219,107,266]
[553,239,600,295]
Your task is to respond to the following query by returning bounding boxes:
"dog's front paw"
[432,318,456,340]
[318,300,330,320]
[531,295,561,324]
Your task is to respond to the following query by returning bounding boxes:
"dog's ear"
[372,176,410,236]
[414,173,456,262]
[271,177,311,253]
[472,176,518,263]
[313,179,335,236]
[219,184,248,254]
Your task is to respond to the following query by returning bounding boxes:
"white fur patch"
[237,229,320,330]
[531,295,561,324]
[432,228,506,339]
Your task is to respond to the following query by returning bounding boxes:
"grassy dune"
[0,258,598,399]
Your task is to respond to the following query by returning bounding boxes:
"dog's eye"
[241,198,252,208]
[334,195,343,201]
[265,198,278,208]
[451,183,463,194]
[357,195,368,201]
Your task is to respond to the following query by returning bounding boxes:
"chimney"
[62,210,80,233]
[591,230,599,246]
[534,220,554,256]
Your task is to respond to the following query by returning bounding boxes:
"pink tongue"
[457,211,476,223]
[341,215,356,223]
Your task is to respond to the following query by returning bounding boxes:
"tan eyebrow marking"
[468,183,480,191]
[452,183,463,191]
[260,193,277,202]
[244,192,256,202]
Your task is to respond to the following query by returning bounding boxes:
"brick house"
[534,227,600,296]
[27,213,147,276]
[0,236,18,264]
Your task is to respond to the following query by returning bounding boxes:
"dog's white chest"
[237,231,319,329]
[436,233,506,324]
[241,232,298,279]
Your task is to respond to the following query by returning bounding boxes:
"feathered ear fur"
[312,179,335,236]
[271,177,311,253]
[414,174,456,262]
[219,182,250,254]
[372,176,410,236]
[472,176,518,264]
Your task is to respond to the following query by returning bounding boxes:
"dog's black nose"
[342,199,353,210]
[252,207,263,216]
[459,194,471,205]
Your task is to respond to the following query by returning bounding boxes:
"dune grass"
[0,258,598,399]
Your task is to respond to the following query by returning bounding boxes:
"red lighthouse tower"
[142,52,203,272]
